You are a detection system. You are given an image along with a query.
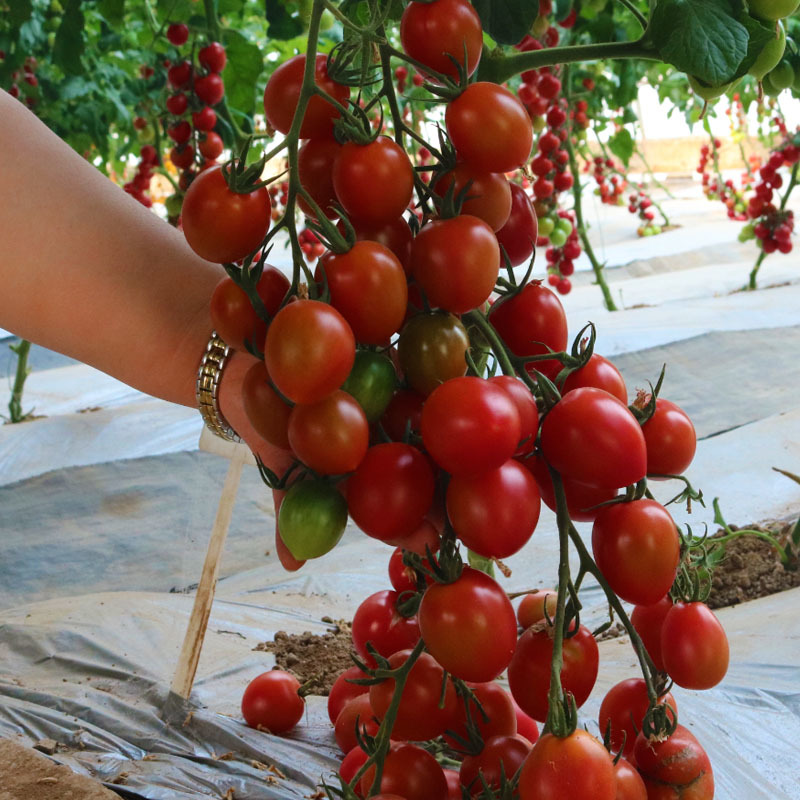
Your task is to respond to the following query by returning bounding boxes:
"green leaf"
[222,29,263,117]
[266,0,304,40]
[60,75,96,100]
[611,58,639,106]
[647,0,748,85]
[156,0,197,22]
[472,0,539,46]
[53,0,86,75]
[608,128,634,165]
[9,0,33,27]
[98,0,125,26]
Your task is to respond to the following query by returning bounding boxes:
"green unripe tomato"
[548,228,568,248]
[531,15,549,37]
[688,75,739,101]
[749,23,786,80]
[538,216,555,237]
[768,60,795,90]
[556,217,573,235]
[278,480,348,560]
[341,350,397,423]
[319,9,335,30]
[651,225,662,235]
[747,0,800,20]
[532,115,546,132]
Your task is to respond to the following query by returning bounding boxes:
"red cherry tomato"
[540,387,647,490]
[489,281,568,381]
[181,166,270,263]
[421,377,521,475]
[399,0,483,82]
[433,165,512,231]
[287,390,369,475]
[418,567,517,682]
[591,499,681,606]
[631,595,673,673]
[263,54,349,138]
[642,398,697,477]
[410,215,500,314]
[351,589,421,664]
[459,734,532,796]
[333,136,415,225]
[561,353,628,404]
[264,299,355,404]
[517,730,616,800]
[320,241,408,344]
[359,742,448,800]
[369,650,459,741]
[495,184,539,267]
[508,621,599,723]
[328,664,370,724]
[660,601,729,690]
[446,82,533,173]
[346,443,435,543]
[241,670,304,733]
[446,459,541,558]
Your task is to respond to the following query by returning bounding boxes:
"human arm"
[0,91,293,473]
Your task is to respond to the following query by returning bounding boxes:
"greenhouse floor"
[0,184,799,799]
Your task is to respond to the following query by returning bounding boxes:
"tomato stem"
[6,339,33,424]
[476,39,658,85]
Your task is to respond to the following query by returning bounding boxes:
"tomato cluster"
[1,52,38,108]
[177,4,730,797]
[697,138,749,222]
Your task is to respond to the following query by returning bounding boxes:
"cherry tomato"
[398,312,469,395]
[561,354,627,404]
[264,299,355,404]
[631,595,673,673]
[411,215,500,314]
[598,678,677,758]
[495,183,539,266]
[642,398,697,477]
[517,730,616,800]
[634,724,714,798]
[242,362,292,449]
[359,742,448,800]
[660,601,729,690]
[346,442,435,542]
[333,136,415,225]
[241,670,304,733]
[335,693,379,754]
[328,664,370,724]
[320,241,408,344]
[459,734,532,796]
[369,650,459,741]
[380,388,425,440]
[421,377,521,475]
[418,567,517,682]
[446,82,533,173]
[263,54,349,138]
[287,390,368,475]
[445,681,518,753]
[517,589,557,629]
[524,453,618,522]
[350,215,413,273]
[209,266,289,352]
[508,622,599,722]
[513,700,540,744]
[613,758,647,800]
[338,745,369,787]
[351,589,421,664]
[399,0,483,82]
[433,165,512,231]
[447,458,541,558]
[387,544,435,594]
[181,166,270,263]
[591,499,681,606]
[297,136,341,218]
[540,387,647,490]
[341,350,397,423]
[488,375,538,456]
[489,281,568,381]
[277,479,348,560]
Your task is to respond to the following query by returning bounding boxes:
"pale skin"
[0,92,296,546]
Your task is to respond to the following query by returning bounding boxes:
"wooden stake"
[170,442,248,700]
